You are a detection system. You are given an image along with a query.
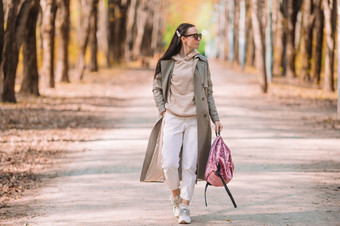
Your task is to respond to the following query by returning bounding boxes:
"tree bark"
[245,0,255,67]
[41,0,57,88]
[239,0,246,67]
[132,0,148,60]
[89,0,98,71]
[273,0,286,76]
[227,0,234,64]
[76,0,95,80]
[141,1,154,57]
[0,0,4,97]
[322,0,336,92]
[107,0,130,65]
[312,0,324,85]
[151,0,162,57]
[233,0,240,64]
[286,0,302,79]
[224,0,229,62]
[20,0,40,96]
[56,0,70,83]
[97,0,108,61]
[1,1,20,102]
[124,0,137,62]
[301,0,314,82]
[251,0,267,92]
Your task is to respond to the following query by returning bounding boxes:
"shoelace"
[180,208,190,216]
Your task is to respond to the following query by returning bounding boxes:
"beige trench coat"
[140,54,219,182]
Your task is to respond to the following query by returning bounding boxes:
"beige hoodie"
[165,49,199,117]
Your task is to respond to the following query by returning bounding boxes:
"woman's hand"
[214,121,223,134]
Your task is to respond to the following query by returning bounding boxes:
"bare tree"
[217,0,226,60]
[1,1,20,102]
[56,0,70,83]
[124,0,137,62]
[322,0,337,92]
[0,0,4,97]
[1,0,41,102]
[286,0,302,79]
[311,0,324,85]
[233,0,240,64]
[107,0,130,65]
[245,0,255,67]
[132,0,148,60]
[89,0,98,71]
[300,0,314,82]
[76,0,97,80]
[141,1,155,57]
[151,0,163,57]
[251,0,267,92]
[41,0,57,88]
[273,0,285,75]
[20,0,40,95]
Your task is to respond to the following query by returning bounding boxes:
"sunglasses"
[183,33,202,40]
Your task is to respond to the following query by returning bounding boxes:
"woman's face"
[182,26,201,50]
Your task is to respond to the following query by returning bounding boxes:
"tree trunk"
[132,0,148,60]
[217,0,226,60]
[20,0,40,96]
[312,0,324,85]
[245,0,255,67]
[151,0,162,57]
[286,0,302,79]
[224,1,229,62]
[251,0,268,92]
[265,0,273,83]
[89,0,98,71]
[141,1,154,57]
[106,0,130,65]
[239,0,246,67]
[233,0,240,64]
[273,0,286,76]
[117,0,130,62]
[301,0,314,82]
[41,0,57,88]
[228,0,234,64]
[323,0,336,92]
[56,0,70,83]
[76,0,95,80]
[1,1,20,102]
[124,0,137,62]
[0,0,4,98]
[97,0,108,61]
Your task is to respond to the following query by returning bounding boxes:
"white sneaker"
[171,195,182,218]
[178,204,191,224]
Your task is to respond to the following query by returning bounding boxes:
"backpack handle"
[215,130,221,137]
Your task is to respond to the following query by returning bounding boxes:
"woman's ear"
[180,36,186,43]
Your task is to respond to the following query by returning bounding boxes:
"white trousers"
[161,112,198,201]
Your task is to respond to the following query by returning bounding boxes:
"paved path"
[2,62,340,225]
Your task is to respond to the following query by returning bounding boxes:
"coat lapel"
[160,60,175,102]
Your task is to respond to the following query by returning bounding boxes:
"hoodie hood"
[172,49,199,62]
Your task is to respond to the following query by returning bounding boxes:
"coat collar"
[160,54,207,65]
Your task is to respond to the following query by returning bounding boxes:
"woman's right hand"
[161,111,166,117]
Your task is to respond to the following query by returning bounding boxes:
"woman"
[140,23,222,224]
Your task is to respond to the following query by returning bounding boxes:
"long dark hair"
[154,23,195,77]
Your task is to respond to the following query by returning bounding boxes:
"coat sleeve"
[206,61,220,123]
[152,72,166,114]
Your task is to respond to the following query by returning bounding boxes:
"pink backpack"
[204,134,237,208]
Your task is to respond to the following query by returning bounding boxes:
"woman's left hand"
[214,121,223,134]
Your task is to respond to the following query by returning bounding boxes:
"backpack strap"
[216,162,237,208]
[204,182,210,207]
